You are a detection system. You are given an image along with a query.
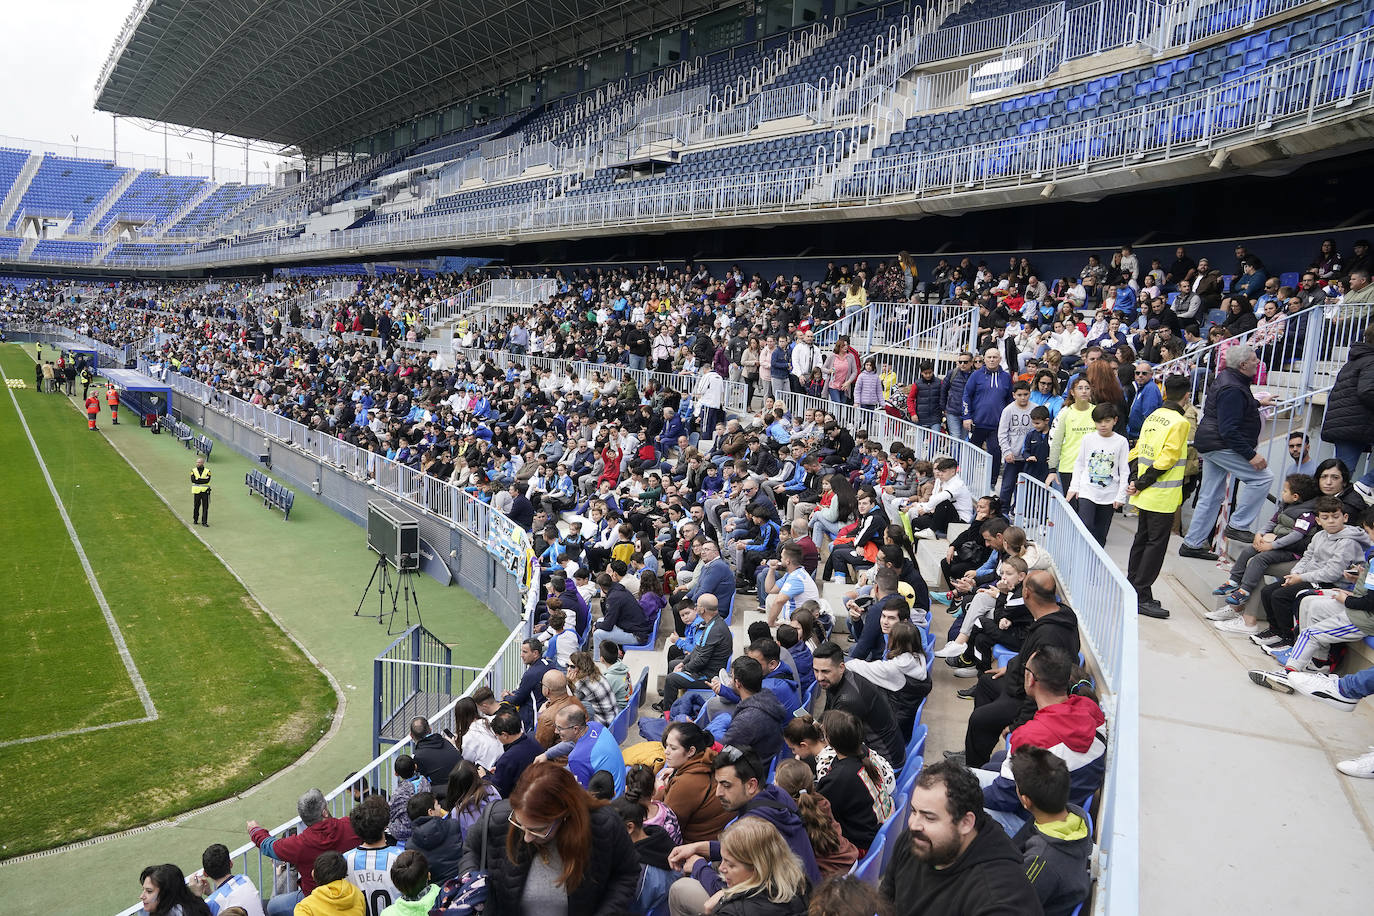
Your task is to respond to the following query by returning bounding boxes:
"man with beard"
[880,761,1042,915]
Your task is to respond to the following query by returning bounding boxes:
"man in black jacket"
[960,571,1080,767]
[1179,343,1274,556]
[813,640,906,769]
[881,761,1043,916]
[408,716,460,801]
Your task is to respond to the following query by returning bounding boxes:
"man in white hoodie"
[997,381,1036,504]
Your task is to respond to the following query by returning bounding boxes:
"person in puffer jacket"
[978,646,1105,833]
[405,792,466,884]
[1009,748,1092,916]
[720,658,790,761]
[962,348,1013,484]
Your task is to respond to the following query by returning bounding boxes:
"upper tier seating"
[94,172,209,234]
[165,184,267,236]
[7,155,130,231]
[0,148,32,203]
[866,0,1374,163]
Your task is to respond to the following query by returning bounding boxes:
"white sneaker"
[1286,671,1358,712]
[933,642,967,658]
[1205,606,1240,622]
[1214,617,1261,635]
[912,528,938,540]
[1337,747,1374,778]
[1354,481,1374,506]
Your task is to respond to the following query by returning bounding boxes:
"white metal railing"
[841,25,1374,200]
[1142,0,1314,54]
[917,2,1061,64]
[110,626,530,916]
[450,345,749,416]
[1011,474,1136,916]
[1150,301,1363,410]
[813,300,980,365]
[779,389,994,495]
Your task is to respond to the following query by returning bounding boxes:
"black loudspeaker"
[367,501,420,570]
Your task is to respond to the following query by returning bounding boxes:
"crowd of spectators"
[9,239,1374,916]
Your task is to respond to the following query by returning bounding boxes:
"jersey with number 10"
[347,845,403,916]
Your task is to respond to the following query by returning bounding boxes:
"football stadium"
[1,0,1373,912]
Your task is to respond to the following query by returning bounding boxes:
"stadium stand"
[7,154,130,231]
[92,172,209,234]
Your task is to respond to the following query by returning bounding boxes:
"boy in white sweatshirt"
[1067,403,1130,547]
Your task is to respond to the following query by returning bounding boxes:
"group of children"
[1206,474,1374,695]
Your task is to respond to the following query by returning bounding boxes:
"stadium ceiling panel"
[96,0,728,156]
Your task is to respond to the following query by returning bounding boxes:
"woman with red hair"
[459,761,639,915]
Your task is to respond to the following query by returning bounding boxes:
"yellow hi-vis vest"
[191,466,212,495]
[1129,404,1190,513]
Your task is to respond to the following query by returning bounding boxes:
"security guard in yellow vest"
[1126,375,1193,619]
[191,456,212,527]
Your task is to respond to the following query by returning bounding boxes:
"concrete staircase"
[0,152,41,229]
[77,167,140,235]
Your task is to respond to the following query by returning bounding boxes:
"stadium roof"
[95,0,730,156]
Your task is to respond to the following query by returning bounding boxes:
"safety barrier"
[112,625,530,916]
[244,468,295,520]
[778,390,994,497]
[1151,302,1366,411]
[813,300,980,370]
[450,346,750,420]
[1010,474,1137,916]
[372,625,495,756]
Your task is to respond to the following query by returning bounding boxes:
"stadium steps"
[76,167,140,236]
[0,152,41,228]
[145,180,219,239]
[17,237,36,259]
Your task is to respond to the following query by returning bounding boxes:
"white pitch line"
[0,360,159,728]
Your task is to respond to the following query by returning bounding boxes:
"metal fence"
[113,626,529,916]
[778,390,994,496]
[1152,302,1367,414]
[1010,474,1137,916]
[812,300,980,370]
[450,346,750,418]
[373,625,495,757]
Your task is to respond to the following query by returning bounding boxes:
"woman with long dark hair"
[446,759,501,841]
[451,696,503,770]
[815,710,894,853]
[655,721,731,843]
[459,762,638,916]
[809,474,859,550]
[138,863,211,916]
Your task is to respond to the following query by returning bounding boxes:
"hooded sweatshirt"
[696,785,822,893]
[1014,806,1092,916]
[1291,525,1373,585]
[723,690,790,761]
[880,815,1044,916]
[379,884,440,916]
[295,878,365,916]
[983,695,1107,817]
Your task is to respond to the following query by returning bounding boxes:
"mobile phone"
[442,727,455,739]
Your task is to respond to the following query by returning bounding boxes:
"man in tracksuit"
[963,348,1013,486]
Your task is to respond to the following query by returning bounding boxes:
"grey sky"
[0,0,291,185]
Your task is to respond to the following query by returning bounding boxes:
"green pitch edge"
[0,344,509,914]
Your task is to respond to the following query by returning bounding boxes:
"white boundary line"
[0,361,158,744]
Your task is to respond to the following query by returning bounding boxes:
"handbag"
[431,803,496,915]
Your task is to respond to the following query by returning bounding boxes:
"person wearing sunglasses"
[459,761,639,916]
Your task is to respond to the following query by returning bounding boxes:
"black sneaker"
[942,750,967,764]
[1249,628,1284,647]
[1224,526,1255,542]
[1178,543,1219,561]
[945,654,974,669]
[956,686,977,700]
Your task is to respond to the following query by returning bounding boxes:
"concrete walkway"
[0,345,508,915]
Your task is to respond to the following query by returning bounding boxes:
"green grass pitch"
[0,345,335,858]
